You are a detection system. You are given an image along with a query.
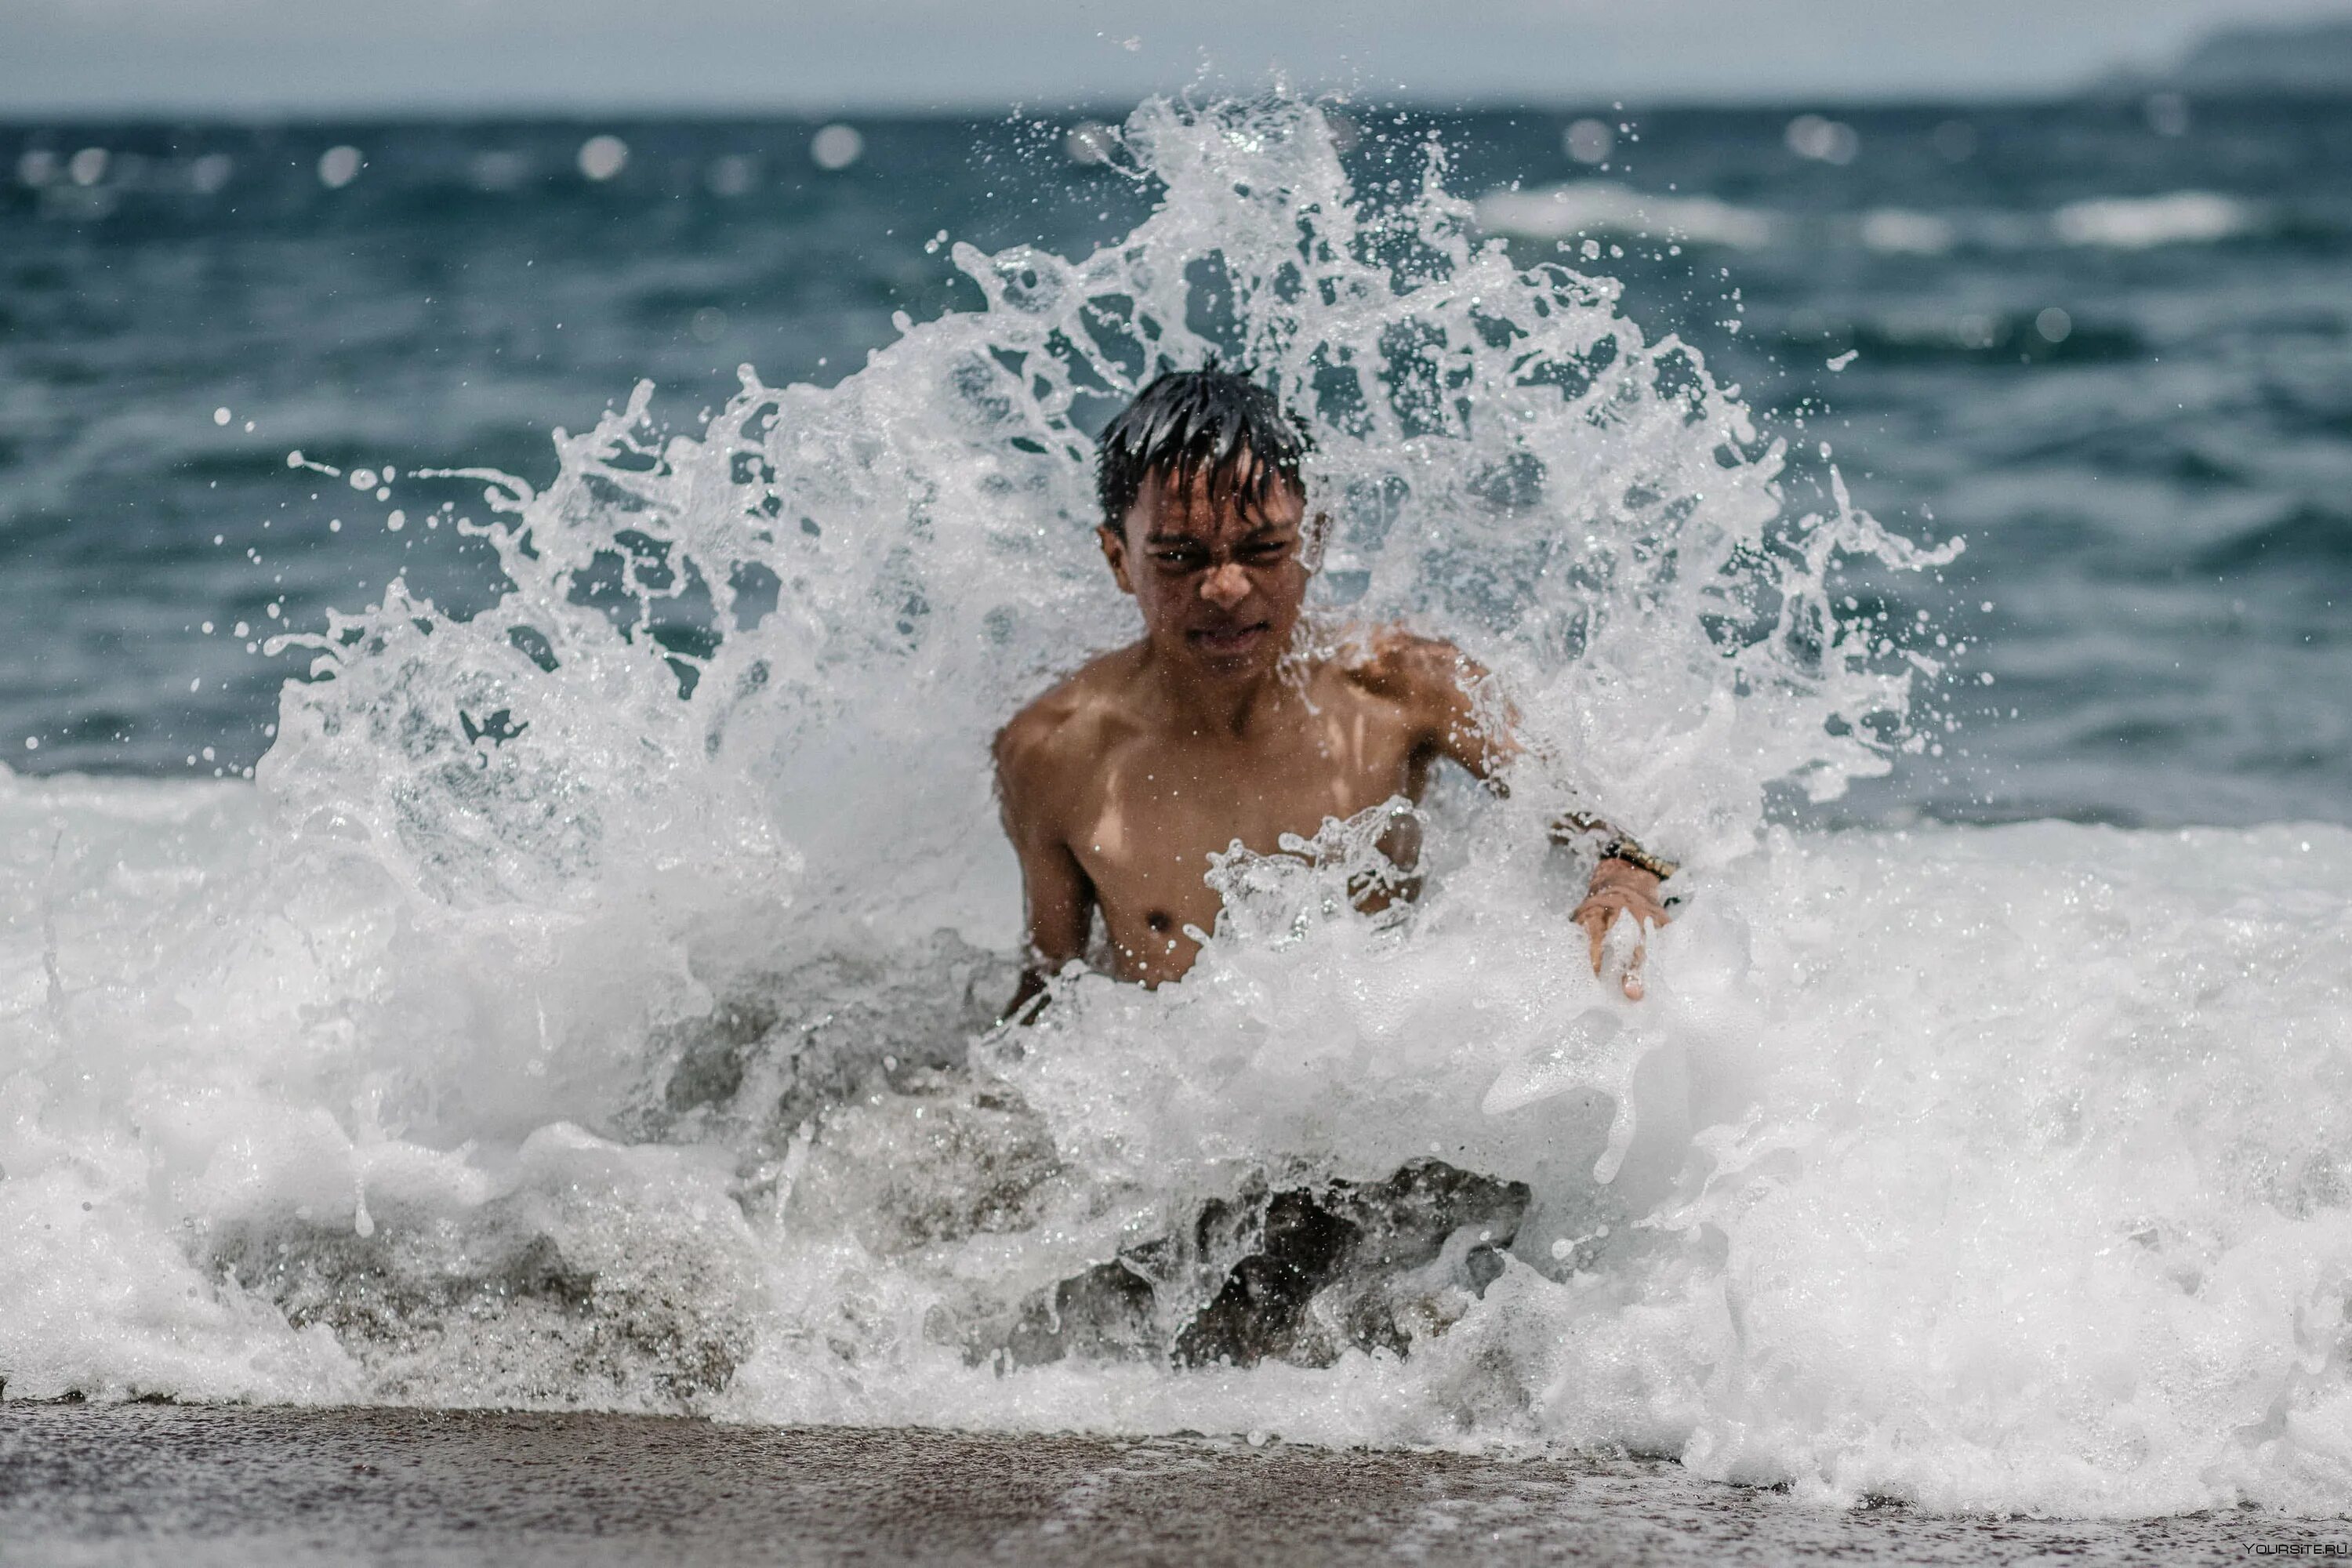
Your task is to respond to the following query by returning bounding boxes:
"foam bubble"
[1063,122,1118,166]
[318,146,363,191]
[577,136,630,183]
[1784,115,1859,165]
[810,125,864,172]
[190,153,234,194]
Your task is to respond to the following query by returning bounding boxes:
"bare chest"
[1066,698,1427,976]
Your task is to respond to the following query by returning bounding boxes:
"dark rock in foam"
[972,1159,1530,1372]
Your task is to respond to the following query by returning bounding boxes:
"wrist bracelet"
[1599,837,1679,880]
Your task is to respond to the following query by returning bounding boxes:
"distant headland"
[2136,16,2352,94]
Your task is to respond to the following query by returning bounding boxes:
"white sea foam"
[2051,191,2256,249]
[1857,208,1958,256]
[1479,185,2263,256]
[3,96,2346,1519]
[1474,181,1777,250]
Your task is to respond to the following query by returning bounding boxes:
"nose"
[1199,561,1251,611]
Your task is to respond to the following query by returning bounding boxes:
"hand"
[1573,859,1672,1000]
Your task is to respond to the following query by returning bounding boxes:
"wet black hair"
[1095,364,1309,533]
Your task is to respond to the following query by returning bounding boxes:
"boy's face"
[1098,454,1312,684]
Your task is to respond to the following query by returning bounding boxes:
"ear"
[1301,510,1331,574]
[1097,524,1136,596]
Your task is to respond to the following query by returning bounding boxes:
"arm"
[1392,636,1675,1000]
[993,718,1096,1024]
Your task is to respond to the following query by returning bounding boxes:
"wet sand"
[0,1403,2296,1566]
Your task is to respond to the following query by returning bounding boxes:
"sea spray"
[5,95,2350,1518]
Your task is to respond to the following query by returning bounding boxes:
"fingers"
[1578,903,1628,977]
[1577,888,1673,925]
[1574,899,1654,1000]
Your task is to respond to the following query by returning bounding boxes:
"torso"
[1013,637,1449,983]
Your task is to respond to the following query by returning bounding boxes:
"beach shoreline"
[0,1403,2291,1566]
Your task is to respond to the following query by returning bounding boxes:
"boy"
[994,368,1674,1019]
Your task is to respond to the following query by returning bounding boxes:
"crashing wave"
[5,96,2349,1519]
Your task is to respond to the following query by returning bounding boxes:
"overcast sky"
[3,0,2349,115]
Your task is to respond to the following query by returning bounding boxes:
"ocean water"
[1,93,2348,1520]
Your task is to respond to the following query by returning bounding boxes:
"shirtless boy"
[993,368,1675,1020]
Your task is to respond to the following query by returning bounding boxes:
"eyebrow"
[1142,521,1292,546]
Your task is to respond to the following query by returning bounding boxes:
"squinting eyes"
[1152,544,1291,570]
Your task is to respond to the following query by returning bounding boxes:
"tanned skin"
[994,455,1669,1020]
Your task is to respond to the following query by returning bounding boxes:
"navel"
[1146,909,1173,935]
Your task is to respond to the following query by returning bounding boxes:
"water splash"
[11,96,2349,1519]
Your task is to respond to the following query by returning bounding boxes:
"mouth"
[1186,620,1272,657]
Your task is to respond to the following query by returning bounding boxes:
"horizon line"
[0,78,2317,129]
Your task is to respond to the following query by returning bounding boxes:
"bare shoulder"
[1334,624,1487,709]
[993,647,1140,808]
[1328,623,1508,775]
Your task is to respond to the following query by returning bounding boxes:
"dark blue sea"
[3,97,2346,824]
